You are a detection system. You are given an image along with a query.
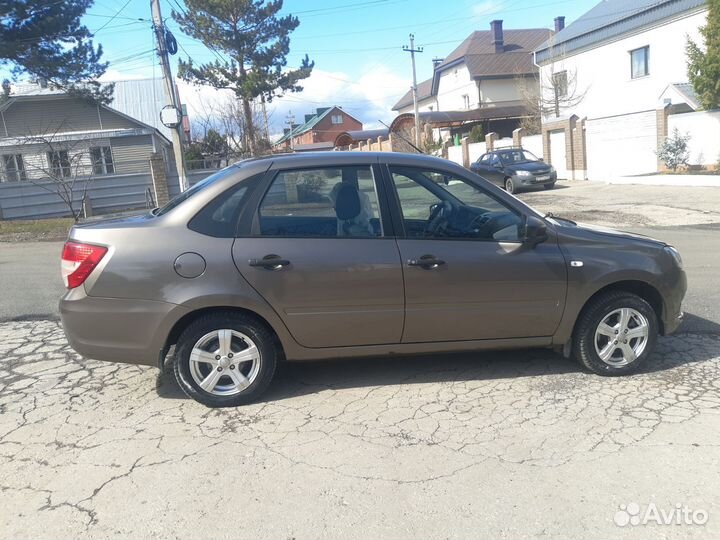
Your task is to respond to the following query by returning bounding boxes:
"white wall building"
[392,21,554,139]
[535,0,710,180]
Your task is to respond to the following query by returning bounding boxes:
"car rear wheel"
[572,291,658,376]
[543,182,555,190]
[504,178,515,194]
[174,312,278,407]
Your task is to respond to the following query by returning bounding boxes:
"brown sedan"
[60,152,686,407]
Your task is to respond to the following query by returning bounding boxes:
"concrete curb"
[604,175,720,187]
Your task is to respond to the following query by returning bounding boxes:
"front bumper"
[515,171,557,186]
[661,269,687,335]
[60,286,188,367]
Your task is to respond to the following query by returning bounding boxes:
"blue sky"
[42,0,600,134]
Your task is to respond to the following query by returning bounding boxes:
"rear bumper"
[60,287,188,367]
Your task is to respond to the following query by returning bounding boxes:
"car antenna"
[378,120,426,154]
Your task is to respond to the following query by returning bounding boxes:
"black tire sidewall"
[574,293,658,376]
[174,313,278,407]
[544,183,555,190]
[505,178,514,193]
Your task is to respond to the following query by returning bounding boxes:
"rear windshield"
[154,166,240,217]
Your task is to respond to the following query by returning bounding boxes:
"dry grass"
[0,218,74,242]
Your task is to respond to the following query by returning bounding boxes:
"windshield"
[498,149,540,165]
[154,166,239,216]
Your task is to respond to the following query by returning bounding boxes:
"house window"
[331,114,344,125]
[47,150,71,178]
[630,46,649,79]
[90,146,114,175]
[552,71,568,98]
[462,94,470,109]
[2,154,26,182]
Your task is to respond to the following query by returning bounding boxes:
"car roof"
[234,151,459,170]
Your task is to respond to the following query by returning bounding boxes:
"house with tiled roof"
[274,106,362,151]
[534,0,712,180]
[392,20,555,137]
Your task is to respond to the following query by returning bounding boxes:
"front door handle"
[248,255,291,270]
[408,255,446,269]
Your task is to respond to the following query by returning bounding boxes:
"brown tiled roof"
[392,78,434,111]
[464,51,537,77]
[441,28,552,66]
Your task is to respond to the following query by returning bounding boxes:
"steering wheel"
[425,200,453,236]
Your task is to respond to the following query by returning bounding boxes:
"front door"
[233,164,404,348]
[386,164,567,343]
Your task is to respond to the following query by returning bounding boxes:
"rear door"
[232,164,405,348]
[384,163,567,343]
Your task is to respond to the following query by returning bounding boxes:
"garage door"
[586,111,657,180]
[549,130,568,180]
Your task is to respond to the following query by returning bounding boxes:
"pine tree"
[687,0,720,110]
[173,0,313,155]
[0,0,112,103]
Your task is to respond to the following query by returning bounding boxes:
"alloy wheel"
[188,329,261,395]
[593,307,649,366]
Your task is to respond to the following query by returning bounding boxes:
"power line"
[91,0,134,35]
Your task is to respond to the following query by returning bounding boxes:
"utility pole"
[150,0,188,191]
[261,96,270,143]
[403,34,423,149]
[285,111,295,151]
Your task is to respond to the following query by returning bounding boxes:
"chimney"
[432,57,443,69]
[37,77,48,89]
[304,113,315,123]
[490,20,503,53]
[283,128,290,135]
[554,16,565,32]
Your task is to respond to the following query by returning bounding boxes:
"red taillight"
[61,241,108,289]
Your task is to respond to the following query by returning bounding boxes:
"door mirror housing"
[523,215,548,246]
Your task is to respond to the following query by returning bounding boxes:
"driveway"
[2,182,720,539]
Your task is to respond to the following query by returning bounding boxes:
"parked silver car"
[60,152,686,407]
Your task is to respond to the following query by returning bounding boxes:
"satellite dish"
[160,105,182,128]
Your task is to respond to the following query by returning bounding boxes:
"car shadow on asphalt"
[154,312,720,404]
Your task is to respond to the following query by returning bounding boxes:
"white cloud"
[166,65,410,140]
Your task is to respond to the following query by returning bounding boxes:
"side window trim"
[247,164,390,238]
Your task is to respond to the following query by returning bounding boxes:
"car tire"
[543,182,556,190]
[504,178,515,194]
[173,311,279,407]
[573,291,658,376]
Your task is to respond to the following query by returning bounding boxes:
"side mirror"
[538,158,545,162]
[523,215,548,246]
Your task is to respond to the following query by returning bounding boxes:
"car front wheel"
[504,178,515,194]
[174,312,279,407]
[543,182,555,190]
[572,291,658,376]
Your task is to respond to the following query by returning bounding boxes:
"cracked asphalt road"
[3,182,720,539]
[2,320,720,539]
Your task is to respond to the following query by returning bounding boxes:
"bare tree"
[516,40,587,130]
[12,124,95,222]
[188,95,268,155]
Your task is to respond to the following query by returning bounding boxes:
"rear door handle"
[248,255,291,270]
[408,255,446,269]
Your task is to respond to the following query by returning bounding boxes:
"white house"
[534,0,710,180]
[392,21,554,138]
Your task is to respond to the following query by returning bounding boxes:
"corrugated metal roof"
[535,0,707,63]
[110,79,172,139]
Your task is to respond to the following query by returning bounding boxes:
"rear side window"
[188,174,262,237]
[257,166,383,238]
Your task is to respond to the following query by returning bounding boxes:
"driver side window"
[390,166,522,242]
